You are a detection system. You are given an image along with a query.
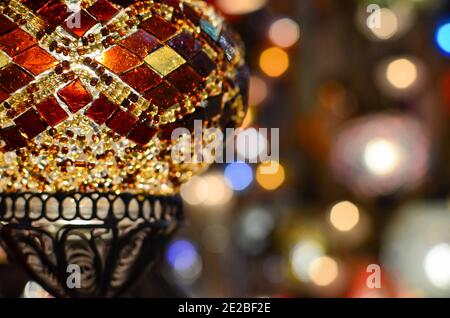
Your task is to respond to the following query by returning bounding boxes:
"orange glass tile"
[0,64,33,93]
[0,15,16,36]
[87,0,118,24]
[140,15,178,41]
[120,65,162,93]
[95,46,142,75]
[0,28,37,57]
[120,29,161,58]
[63,10,98,38]
[37,0,69,28]
[13,46,58,75]
[58,79,92,113]
[36,96,68,127]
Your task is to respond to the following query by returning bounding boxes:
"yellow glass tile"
[144,46,186,77]
[0,51,10,69]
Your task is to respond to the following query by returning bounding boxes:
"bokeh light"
[224,162,254,191]
[424,244,450,289]
[386,58,418,89]
[309,256,339,287]
[329,201,360,232]
[256,161,286,191]
[249,75,269,106]
[216,0,268,16]
[167,240,202,283]
[268,18,300,48]
[290,240,324,283]
[436,22,450,55]
[259,47,289,77]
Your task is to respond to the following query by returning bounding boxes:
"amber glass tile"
[37,0,69,27]
[120,65,162,93]
[96,46,141,75]
[0,15,16,36]
[0,28,37,57]
[144,45,185,77]
[127,121,157,145]
[0,126,27,150]
[85,94,119,125]
[106,108,138,136]
[140,15,178,41]
[63,10,98,38]
[0,64,33,93]
[13,46,58,75]
[20,0,49,11]
[166,64,204,94]
[87,0,118,23]
[36,96,68,127]
[120,29,161,58]
[189,51,216,77]
[143,81,181,110]
[14,109,48,138]
[167,32,201,60]
[0,88,8,103]
[58,79,92,113]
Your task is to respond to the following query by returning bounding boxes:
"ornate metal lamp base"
[0,192,183,298]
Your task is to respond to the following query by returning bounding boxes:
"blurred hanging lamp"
[0,0,248,298]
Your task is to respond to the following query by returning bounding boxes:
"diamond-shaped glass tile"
[120,29,161,58]
[0,126,27,150]
[85,94,118,125]
[0,88,8,103]
[144,81,181,110]
[20,0,49,11]
[166,64,204,93]
[13,46,58,75]
[37,0,70,28]
[14,109,48,138]
[0,50,10,69]
[87,0,118,23]
[36,96,68,127]
[167,32,202,60]
[63,10,98,38]
[96,45,142,75]
[127,121,157,145]
[0,64,33,93]
[106,108,138,136]
[0,28,37,57]
[140,15,178,41]
[58,79,93,113]
[144,45,185,77]
[120,64,162,93]
[0,15,16,36]
[189,51,216,78]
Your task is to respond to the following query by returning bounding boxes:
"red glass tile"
[87,0,119,23]
[58,79,92,113]
[0,28,37,57]
[120,65,162,93]
[0,64,33,93]
[36,96,68,127]
[20,0,49,11]
[167,32,201,60]
[140,15,177,41]
[96,45,141,74]
[13,46,58,75]
[120,29,161,58]
[106,108,138,136]
[14,109,48,138]
[127,121,157,145]
[63,10,98,38]
[0,15,16,36]
[37,0,69,28]
[166,64,204,94]
[0,88,8,103]
[85,94,119,125]
[0,126,27,150]
[189,51,216,77]
[143,81,181,110]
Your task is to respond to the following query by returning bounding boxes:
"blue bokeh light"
[224,162,254,191]
[436,22,450,55]
[166,240,197,271]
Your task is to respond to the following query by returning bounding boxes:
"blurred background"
[3,0,450,298]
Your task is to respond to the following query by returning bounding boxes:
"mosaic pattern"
[0,0,249,195]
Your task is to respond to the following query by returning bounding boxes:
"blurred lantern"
[330,114,430,197]
[382,201,450,297]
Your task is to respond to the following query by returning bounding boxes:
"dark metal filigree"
[0,192,183,298]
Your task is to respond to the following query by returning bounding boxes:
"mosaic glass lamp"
[0,0,248,297]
